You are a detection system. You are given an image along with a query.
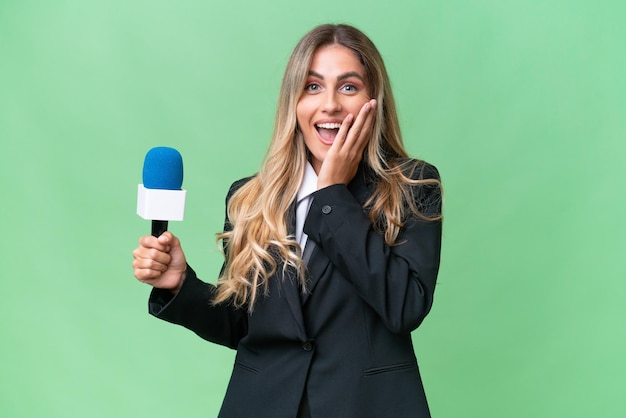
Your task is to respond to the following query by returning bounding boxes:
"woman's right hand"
[132,232,187,293]
[317,99,377,189]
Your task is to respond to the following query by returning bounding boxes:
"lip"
[315,118,344,126]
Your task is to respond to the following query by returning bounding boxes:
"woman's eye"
[305,83,321,92]
[341,84,358,93]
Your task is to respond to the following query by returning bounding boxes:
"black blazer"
[148,161,442,418]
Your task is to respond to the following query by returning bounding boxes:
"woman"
[133,24,443,418]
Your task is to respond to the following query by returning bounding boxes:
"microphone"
[136,147,187,237]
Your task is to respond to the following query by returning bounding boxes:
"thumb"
[157,231,177,251]
[160,232,187,270]
[157,231,173,244]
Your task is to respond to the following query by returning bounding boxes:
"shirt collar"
[297,162,318,203]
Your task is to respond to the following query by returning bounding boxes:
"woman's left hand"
[317,99,377,189]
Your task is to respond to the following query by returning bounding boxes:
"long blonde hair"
[214,24,442,311]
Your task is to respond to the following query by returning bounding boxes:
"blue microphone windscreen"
[142,147,184,190]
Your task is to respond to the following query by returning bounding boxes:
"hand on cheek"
[317,99,377,189]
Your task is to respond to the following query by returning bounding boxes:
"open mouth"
[315,122,341,144]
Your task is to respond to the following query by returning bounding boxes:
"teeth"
[316,122,341,129]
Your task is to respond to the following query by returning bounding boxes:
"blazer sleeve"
[147,178,253,349]
[148,266,247,349]
[303,162,443,334]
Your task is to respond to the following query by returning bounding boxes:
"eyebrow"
[308,70,366,83]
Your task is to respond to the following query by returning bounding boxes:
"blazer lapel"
[301,240,329,305]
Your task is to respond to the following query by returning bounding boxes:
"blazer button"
[302,341,313,351]
[321,205,332,215]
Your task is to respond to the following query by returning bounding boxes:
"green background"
[1,0,624,417]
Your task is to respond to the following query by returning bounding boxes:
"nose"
[322,91,342,113]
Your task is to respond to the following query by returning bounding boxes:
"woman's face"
[296,44,371,174]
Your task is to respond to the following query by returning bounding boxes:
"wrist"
[169,269,187,295]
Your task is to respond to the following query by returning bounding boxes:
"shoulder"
[395,158,442,216]
[222,175,256,231]
[395,158,441,182]
[226,175,257,202]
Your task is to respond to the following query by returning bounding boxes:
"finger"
[132,255,171,282]
[132,256,170,273]
[134,267,164,282]
[344,99,376,149]
[133,246,172,265]
[330,113,354,150]
[354,99,377,151]
[138,235,170,253]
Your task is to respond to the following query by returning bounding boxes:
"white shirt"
[295,162,318,250]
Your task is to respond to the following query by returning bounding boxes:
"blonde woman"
[133,24,443,418]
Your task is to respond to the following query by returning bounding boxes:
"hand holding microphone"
[132,232,187,292]
[133,147,188,292]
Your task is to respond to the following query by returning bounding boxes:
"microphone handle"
[152,220,168,237]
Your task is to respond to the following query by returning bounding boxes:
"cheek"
[296,97,319,123]
[295,101,308,126]
[351,96,371,113]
